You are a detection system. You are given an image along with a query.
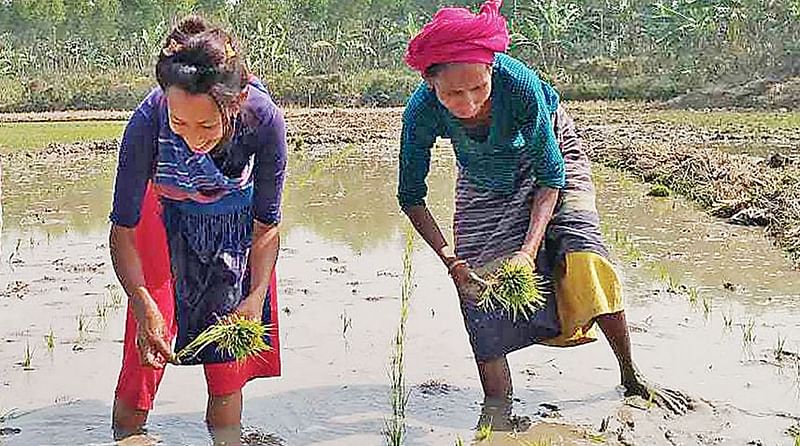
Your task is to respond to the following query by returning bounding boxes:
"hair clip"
[163,39,184,57]
[225,41,236,59]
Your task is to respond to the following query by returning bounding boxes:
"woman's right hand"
[133,292,173,368]
[449,260,488,305]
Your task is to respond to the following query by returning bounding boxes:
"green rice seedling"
[667,275,680,293]
[44,327,55,351]
[479,261,547,322]
[613,230,626,246]
[702,295,712,319]
[106,284,124,309]
[76,310,88,336]
[341,310,352,339]
[475,423,493,442]
[96,301,109,323]
[795,358,800,394]
[741,318,757,355]
[652,263,679,292]
[21,340,34,370]
[625,244,644,263]
[175,315,272,363]
[646,388,655,410]
[722,309,734,332]
[454,435,465,446]
[647,184,672,197]
[687,287,699,306]
[794,432,799,446]
[384,229,415,446]
[774,334,787,362]
[607,229,643,263]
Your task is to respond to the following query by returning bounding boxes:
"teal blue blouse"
[398,53,565,208]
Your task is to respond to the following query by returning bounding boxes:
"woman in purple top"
[109,16,286,443]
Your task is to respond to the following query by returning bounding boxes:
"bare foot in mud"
[623,372,694,415]
[478,398,532,432]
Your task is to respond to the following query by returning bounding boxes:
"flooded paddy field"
[0,104,799,445]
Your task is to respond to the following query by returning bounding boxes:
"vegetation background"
[1,0,799,111]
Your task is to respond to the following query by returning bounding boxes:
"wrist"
[438,247,457,267]
[130,287,156,319]
[447,259,468,276]
[515,249,536,267]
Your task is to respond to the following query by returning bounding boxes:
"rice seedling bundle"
[175,314,272,364]
[478,260,548,322]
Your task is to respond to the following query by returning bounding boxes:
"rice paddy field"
[0,103,799,445]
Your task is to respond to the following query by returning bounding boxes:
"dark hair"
[425,63,449,78]
[156,15,248,139]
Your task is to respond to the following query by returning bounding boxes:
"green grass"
[647,184,672,198]
[0,121,123,153]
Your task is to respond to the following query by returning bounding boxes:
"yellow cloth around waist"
[542,251,625,347]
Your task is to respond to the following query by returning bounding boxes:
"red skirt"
[114,184,281,411]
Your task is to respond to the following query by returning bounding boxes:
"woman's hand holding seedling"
[449,259,488,304]
[508,250,536,271]
[132,288,173,368]
[235,293,265,322]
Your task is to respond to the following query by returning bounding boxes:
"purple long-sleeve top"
[110,77,287,227]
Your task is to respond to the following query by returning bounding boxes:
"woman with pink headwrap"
[398,0,692,421]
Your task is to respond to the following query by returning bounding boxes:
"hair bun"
[176,15,208,36]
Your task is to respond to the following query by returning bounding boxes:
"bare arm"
[403,205,457,268]
[110,225,155,321]
[235,221,280,320]
[516,187,559,264]
[109,224,172,365]
[248,222,280,303]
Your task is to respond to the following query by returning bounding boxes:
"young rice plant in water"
[175,315,272,363]
[479,260,547,322]
[384,229,414,446]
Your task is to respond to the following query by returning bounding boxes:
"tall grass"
[2,1,800,111]
[384,228,415,446]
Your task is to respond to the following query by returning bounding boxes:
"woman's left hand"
[235,294,265,321]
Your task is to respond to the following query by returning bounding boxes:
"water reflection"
[1,145,798,310]
[0,148,458,250]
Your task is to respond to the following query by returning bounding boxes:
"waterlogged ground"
[0,106,799,446]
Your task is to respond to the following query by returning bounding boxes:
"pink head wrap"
[405,0,510,74]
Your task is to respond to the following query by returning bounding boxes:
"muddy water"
[1,141,799,446]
